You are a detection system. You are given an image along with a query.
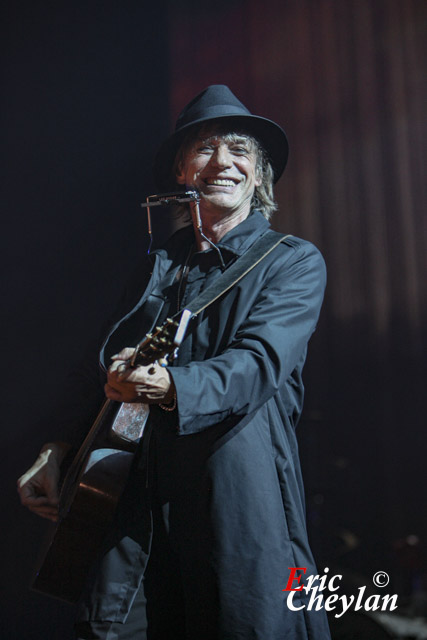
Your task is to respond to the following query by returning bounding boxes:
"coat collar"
[152,210,271,266]
[216,210,271,256]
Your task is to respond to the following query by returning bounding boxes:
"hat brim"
[153,114,289,190]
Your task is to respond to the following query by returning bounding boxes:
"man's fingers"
[27,504,59,521]
[17,469,39,489]
[19,491,50,506]
[44,486,59,505]
[19,490,59,520]
[111,348,135,361]
[109,360,128,374]
[104,383,124,401]
[105,364,172,403]
[104,382,151,404]
[19,482,59,504]
[18,445,66,521]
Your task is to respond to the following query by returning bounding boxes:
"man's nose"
[211,145,232,168]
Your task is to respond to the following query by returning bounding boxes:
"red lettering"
[282,567,307,591]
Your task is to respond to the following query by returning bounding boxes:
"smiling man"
[176,131,262,228]
[18,86,331,639]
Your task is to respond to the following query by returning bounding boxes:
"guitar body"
[32,402,144,603]
[31,312,191,603]
[33,449,133,602]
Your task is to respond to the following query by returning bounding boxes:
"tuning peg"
[158,356,169,367]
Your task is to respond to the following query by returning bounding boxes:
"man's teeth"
[206,179,236,186]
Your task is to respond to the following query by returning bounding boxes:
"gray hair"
[171,124,277,220]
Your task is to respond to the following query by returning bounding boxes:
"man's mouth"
[204,178,238,187]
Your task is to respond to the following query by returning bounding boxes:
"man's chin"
[200,192,237,211]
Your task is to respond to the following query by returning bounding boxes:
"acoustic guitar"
[31,310,191,603]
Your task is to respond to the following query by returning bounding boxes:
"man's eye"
[231,146,249,154]
[196,145,213,153]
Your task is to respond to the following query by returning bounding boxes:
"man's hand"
[105,348,175,404]
[17,442,71,522]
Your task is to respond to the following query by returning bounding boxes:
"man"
[18,85,331,639]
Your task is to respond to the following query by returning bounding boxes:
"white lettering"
[354,586,366,611]
[307,586,324,611]
[328,574,342,591]
[304,573,320,593]
[381,594,398,611]
[285,571,399,618]
[334,594,355,618]
[318,567,330,591]
[364,595,381,612]
[286,591,305,611]
[324,594,339,611]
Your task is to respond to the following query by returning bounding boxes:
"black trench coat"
[55,211,331,639]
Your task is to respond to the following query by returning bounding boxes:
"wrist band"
[159,392,177,412]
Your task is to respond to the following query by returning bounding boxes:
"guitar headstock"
[130,309,192,368]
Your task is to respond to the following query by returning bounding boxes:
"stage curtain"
[167,0,427,568]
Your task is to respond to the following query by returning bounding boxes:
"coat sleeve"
[169,239,326,435]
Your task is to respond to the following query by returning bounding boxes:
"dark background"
[2,1,426,638]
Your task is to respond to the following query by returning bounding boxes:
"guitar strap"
[175,229,291,320]
[113,229,291,445]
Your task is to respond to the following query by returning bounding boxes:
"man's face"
[176,131,262,217]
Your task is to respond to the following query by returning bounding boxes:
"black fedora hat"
[153,85,289,189]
